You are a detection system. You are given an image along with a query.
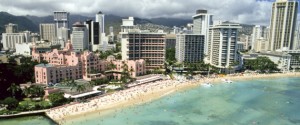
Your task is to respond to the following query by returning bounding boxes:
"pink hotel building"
[32,42,146,85]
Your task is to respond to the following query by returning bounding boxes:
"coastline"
[46,72,300,124]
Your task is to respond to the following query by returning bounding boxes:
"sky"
[0,0,283,25]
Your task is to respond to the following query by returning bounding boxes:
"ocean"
[1,77,300,125]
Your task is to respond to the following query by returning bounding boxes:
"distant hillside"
[0,12,193,35]
[239,24,255,36]
[0,12,38,34]
[149,17,192,27]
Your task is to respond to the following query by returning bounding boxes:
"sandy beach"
[46,72,300,124]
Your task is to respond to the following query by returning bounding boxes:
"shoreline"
[46,72,300,124]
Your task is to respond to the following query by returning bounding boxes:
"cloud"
[0,0,277,25]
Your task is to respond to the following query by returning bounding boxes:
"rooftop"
[35,64,53,68]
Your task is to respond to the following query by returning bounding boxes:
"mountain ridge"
[0,12,192,35]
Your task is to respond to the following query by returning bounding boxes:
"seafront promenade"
[0,110,47,118]
[45,72,300,124]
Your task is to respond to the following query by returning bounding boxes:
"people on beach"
[46,72,299,123]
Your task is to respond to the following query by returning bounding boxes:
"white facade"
[15,43,32,56]
[207,22,241,68]
[259,52,291,72]
[175,34,205,63]
[5,23,18,33]
[294,21,300,50]
[71,22,89,51]
[251,25,267,50]
[192,10,213,56]
[269,0,298,51]
[40,23,56,42]
[96,11,105,33]
[254,38,269,52]
[57,27,69,41]
[239,34,252,50]
[2,32,30,50]
[121,17,137,33]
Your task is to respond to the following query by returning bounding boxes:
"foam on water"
[1,77,300,125]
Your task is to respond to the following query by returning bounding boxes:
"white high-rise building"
[2,31,31,50]
[175,34,205,63]
[269,0,298,51]
[54,11,70,29]
[96,11,105,33]
[252,25,267,50]
[121,17,137,33]
[120,17,165,70]
[40,23,56,42]
[71,22,88,51]
[5,23,18,33]
[192,9,213,55]
[239,34,252,50]
[207,22,241,69]
[57,27,69,41]
[294,21,300,50]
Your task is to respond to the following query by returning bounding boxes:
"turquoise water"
[1,77,300,125]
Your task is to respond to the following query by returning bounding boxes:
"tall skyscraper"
[293,21,300,50]
[192,9,213,55]
[251,26,271,52]
[269,0,298,51]
[175,34,205,63]
[71,22,88,51]
[207,22,241,69]
[120,17,166,70]
[5,23,18,33]
[54,11,70,30]
[40,23,56,42]
[85,20,100,45]
[96,11,105,33]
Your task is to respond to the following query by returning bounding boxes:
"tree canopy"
[244,56,279,72]
[48,92,67,106]
[166,48,176,64]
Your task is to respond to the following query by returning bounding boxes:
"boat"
[222,79,233,83]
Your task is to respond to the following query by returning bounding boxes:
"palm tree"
[22,86,31,98]
[7,83,21,98]
[88,81,96,88]
[30,85,45,98]
[68,80,78,90]
[75,84,86,93]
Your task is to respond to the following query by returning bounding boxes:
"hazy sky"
[0,0,285,25]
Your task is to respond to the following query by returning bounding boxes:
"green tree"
[75,84,86,93]
[2,97,19,110]
[166,48,176,64]
[29,85,45,98]
[88,81,96,88]
[244,56,279,72]
[21,85,45,99]
[22,86,31,98]
[48,92,67,106]
[7,83,21,98]
[107,61,117,70]
[115,54,122,60]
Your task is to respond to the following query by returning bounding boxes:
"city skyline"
[0,0,295,25]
